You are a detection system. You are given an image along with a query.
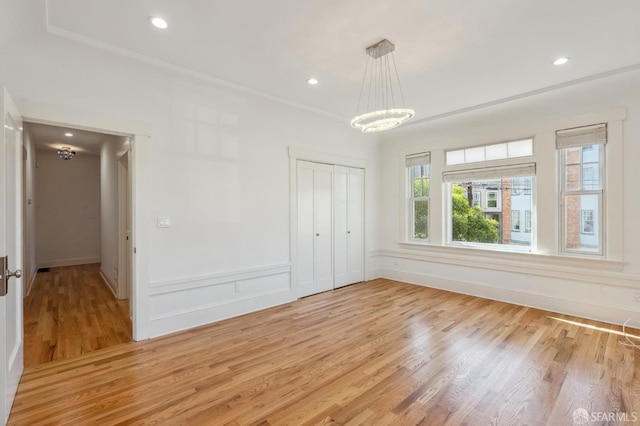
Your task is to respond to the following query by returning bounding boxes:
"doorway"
[21,121,135,367]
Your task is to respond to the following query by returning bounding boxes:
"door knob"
[316,233,320,236]
[347,230,351,234]
[7,269,22,279]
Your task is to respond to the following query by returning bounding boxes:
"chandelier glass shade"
[351,39,414,133]
[57,146,76,160]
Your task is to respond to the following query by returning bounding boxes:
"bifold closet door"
[334,166,364,288]
[297,160,333,298]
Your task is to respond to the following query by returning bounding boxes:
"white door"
[296,161,333,297]
[297,161,316,297]
[1,87,24,424]
[314,164,333,292]
[334,166,349,287]
[347,168,364,284]
[335,167,364,288]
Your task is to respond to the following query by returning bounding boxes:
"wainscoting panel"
[147,264,292,337]
[378,252,639,326]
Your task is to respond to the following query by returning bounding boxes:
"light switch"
[157,216,171,228]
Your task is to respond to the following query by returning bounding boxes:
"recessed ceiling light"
[149,16,168,30]
[306,78,319,85]
[64,132,73,137]
[553,57,570,66]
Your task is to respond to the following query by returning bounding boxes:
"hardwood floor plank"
[9,279,639,425]
[23,264,132,368]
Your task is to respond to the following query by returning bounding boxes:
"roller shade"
[556,124,606,149]
[442,163,535,183]
[405,152,430,167]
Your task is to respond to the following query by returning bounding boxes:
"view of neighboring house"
[460,177,533,246]
[459,153,599,250]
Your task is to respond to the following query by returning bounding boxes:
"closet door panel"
[334,166,349,287]
[296,162,316,297]
[315,164,334,292]
[348,168,365,283]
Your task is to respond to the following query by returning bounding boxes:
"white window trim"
[485,189,501,211]
[558,141,605,257]
[525,210,532,233]
[472,190,481,207]
[407,154,430,243]
[396,108,623,261]
[580,209,595,235]
[511,210,521,232]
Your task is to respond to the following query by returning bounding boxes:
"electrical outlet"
[235,282,242,292]
[633,292,640,302]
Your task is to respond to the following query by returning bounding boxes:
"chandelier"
[57,146,76,160]
[351,39,415,133]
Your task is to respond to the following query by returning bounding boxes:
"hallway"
[23,264,132,368]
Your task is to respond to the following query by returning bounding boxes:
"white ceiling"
[27,122,109,155]
[46,0,640,123]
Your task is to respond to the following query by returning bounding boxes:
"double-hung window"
[557,124,606,255]
[407,153,430,241]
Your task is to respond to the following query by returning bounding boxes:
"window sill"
[395,241,626,277]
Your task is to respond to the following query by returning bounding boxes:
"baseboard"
[381,268,638,327]
[365,268,383,281]
[98,270,118,298]
[37,257,101,268]
[25,268,37,297]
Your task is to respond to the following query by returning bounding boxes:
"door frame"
[117,151,131,302]
[18,100,151,341]
[288,147,368,299]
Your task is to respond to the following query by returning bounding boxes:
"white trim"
[37,257,101,268]
[384,246,634,287]
[17,101,150,341]
[25,269,37,297]
[16,100,150,137]
[98,270,118,298]
[380,268,638,327]
[149,263,291,294]
[131,135,150,340]
[43,23,343,123]
[289,147,368,300]
[148,289,293,338]
[288,147,368,169]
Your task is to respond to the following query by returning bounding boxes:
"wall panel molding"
[379,247,637,289]
[149,263,291,294]
[147,264,292,337]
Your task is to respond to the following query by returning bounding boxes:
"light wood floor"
[23,264,132,368]
[10,279,639,425]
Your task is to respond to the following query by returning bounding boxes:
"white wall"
[378,68,640,325]
[35,149,101,268]
[22,126,37,294]
[0,1,380,338]
[100,135,129,296]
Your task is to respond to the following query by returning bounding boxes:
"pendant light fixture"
[351,39,415,133]
[57,146,76,160]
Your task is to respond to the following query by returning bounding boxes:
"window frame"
[407,155,430,242]
[524,210,532,233]
[511,210,521,232]
[472,190,481,207]
[485,189,500,211]
[580,209,595,235]
[558,132,606,257]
